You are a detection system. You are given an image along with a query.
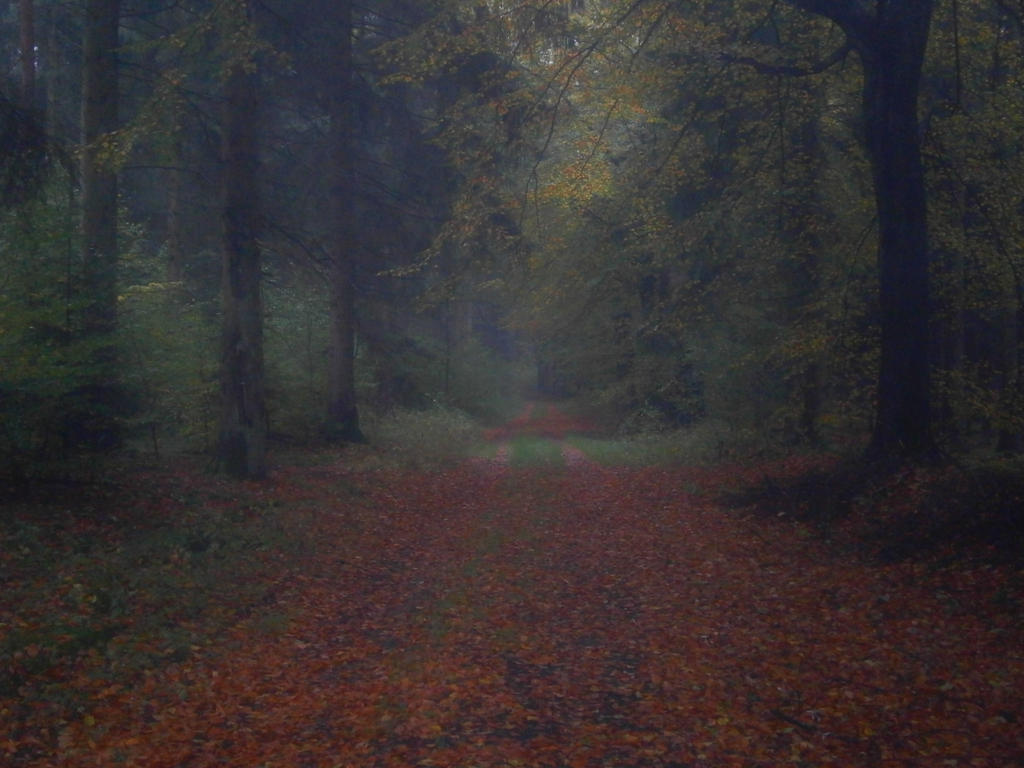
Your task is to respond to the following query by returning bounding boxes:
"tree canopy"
[2,0,1023,476]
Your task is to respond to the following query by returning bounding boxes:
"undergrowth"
[362,405,485,463]
[722,453,1024,564]
[566,420,776,466]
[0,467,314,729]
[3,404,1023,767]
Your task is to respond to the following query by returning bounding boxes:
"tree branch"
[721,40,854,77]
[781,0,875,49]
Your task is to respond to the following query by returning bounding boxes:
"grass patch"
[565,433,690,465]
[509,436,564,466]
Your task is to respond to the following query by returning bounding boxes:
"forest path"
[21,412,1024,767]
[480,401,597,468]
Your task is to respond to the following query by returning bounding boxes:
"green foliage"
[0,184,91,473]
[366,320,530,426]
[117,278,219,454]
[0,177,223,475]
[444,338,532,423]
[922,0,1024,447]
[115,210,221,456]
[5,0,1024,473]
[263,274,331,440]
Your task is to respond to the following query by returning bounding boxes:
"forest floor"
[2,403,1023,767]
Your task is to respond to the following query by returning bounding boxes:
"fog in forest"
[2,3,1024,766]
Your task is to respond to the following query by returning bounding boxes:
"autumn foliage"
[2,406,1023,767]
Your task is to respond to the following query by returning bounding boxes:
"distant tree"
[323,0,365,443]
[922,0,1024,451]
[75,0,122,449]
[18,0,35,105]
[217,1,268,478]
[0,89,48,206]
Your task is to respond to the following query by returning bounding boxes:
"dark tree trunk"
[996,279,1024,453]
[41,3,64,135]
[217,42,268,479]
[19,0,35,105]
[326,255,363,442]
[861,5,934,459]
[787,0,935,460]
[75,0,121,450]
[81,0,120,333]
[324,0,365,443]
[166,134,185,284]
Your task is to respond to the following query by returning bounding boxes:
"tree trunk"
[81,0,120,333]
[166,134,186,283]
[860,5,934,459]
[996,276,1023,452]
[217,45,268,479]
[19,0,35,105]
[324,0,365,443]
[42,3,64,136]
[326,254,363,442]
[75,0,121,450]
[786,0,935,460]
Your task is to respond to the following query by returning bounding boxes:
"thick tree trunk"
[75,0,121,450]
[860,4,934,459]
[786,0,935,460]
[324,0,365,443]
[218,54,268,479]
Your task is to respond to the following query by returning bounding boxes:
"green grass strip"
[564,434,682,465]
[508,436,565,466]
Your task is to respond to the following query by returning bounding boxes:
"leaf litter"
[2,409,1022,767]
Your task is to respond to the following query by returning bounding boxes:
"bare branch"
[781,0,874,49]
[721,40,854,77]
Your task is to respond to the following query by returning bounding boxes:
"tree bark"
[324,0,365,443]
[218,40,268,479]
[785,0,935,460]
[81,0,120,334]
[19,0,35,105]
[75,0,121,450]
[996,276,1023,452]
[861,5,934,459]
[166,133,186,284]
[42,3,63,135]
